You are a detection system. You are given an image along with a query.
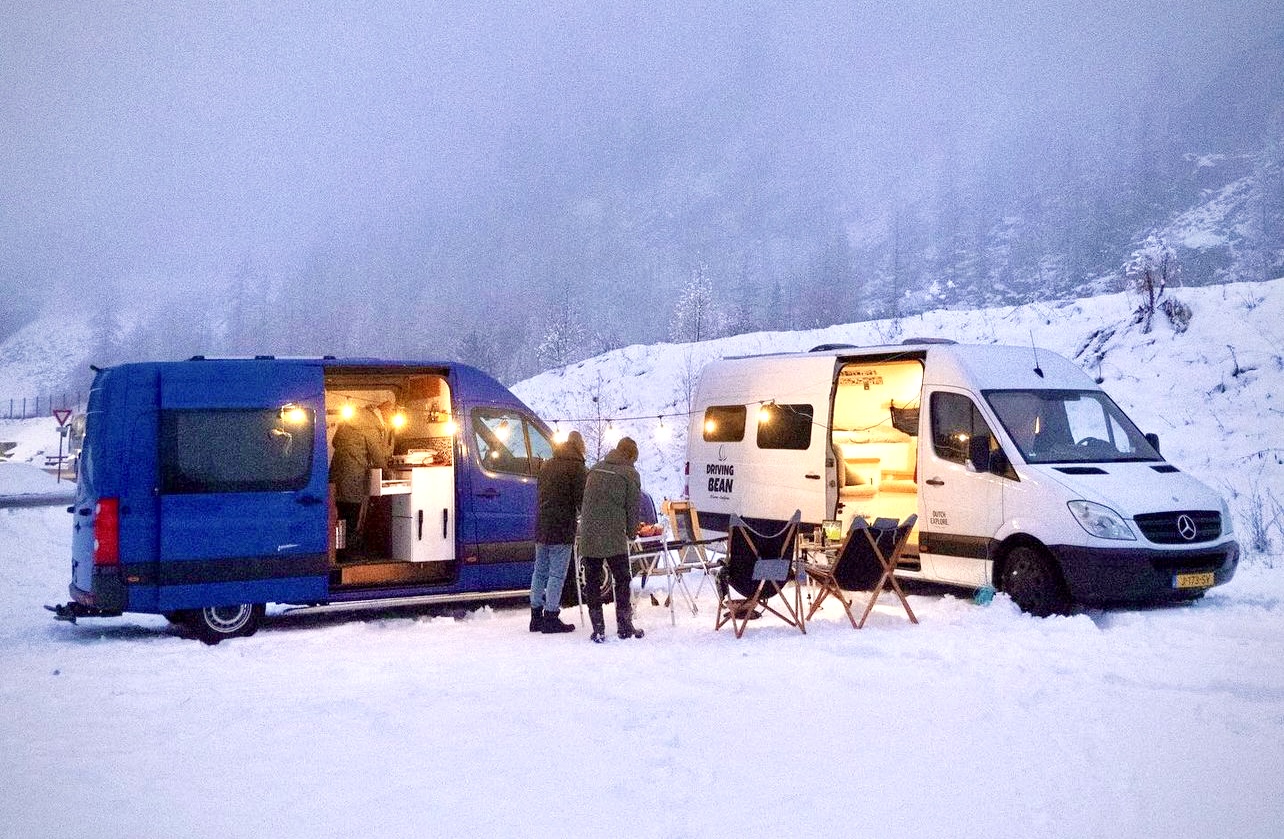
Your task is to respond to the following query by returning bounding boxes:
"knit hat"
[616,436,639,463]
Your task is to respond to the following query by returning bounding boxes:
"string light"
[654,416,671,442]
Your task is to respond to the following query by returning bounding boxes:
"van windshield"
[985,389,1162,464]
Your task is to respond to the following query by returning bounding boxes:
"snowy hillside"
[514,278,1284,560]
[0,312,93,401]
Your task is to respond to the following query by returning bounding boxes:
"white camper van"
[686,341,1238,616]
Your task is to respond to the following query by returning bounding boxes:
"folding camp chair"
[804,517,886,628]
[856,514,919,627]
[714,512,804,638]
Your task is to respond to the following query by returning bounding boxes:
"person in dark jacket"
[577,436,644,643]
[531,430,586,633]
[329,401,394,558]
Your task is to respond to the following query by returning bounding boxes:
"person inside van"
[330,401,395,559]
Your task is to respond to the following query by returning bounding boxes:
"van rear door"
[690,354,836,527]
[155,362,330,611]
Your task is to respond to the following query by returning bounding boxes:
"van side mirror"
[1145,432,1161,455]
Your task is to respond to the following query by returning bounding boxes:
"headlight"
[1220,496,1235,536]
[1067,500,1136,541]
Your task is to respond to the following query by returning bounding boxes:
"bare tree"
[535,300,589,370]
[1123,234,1180,334]
[669,264,722,343]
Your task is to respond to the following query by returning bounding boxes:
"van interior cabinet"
[385,466,455,563]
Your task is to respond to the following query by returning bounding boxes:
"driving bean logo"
[706,462,735,497]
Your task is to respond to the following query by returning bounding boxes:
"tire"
[187,603,265,645]
[1001,546,1071,617]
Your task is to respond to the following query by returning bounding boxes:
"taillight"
[93,497,120,566]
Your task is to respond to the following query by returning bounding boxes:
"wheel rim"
[203,605,251,634]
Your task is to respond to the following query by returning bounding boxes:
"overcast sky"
[2,1,1279,310]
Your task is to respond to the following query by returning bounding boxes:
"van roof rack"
[808,343,860,352]
[900,337,956,345]
[188,355,339,361]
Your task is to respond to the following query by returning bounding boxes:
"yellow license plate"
[1174,572,1215,589]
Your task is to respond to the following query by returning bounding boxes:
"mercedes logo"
[1176,514,1198,541]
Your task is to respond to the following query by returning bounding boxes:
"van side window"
[159,408,315,494]
[702,405,746,442]
[756,403,814,450]
[930,393,994,465]
[472,409,550,476]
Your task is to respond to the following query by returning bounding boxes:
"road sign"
[53,409,72,426]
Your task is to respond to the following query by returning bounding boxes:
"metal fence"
[2,393,83,420]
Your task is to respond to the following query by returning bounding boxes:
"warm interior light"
[340,403,355,421]
[444,419,458,436]
[704,419,717,435]
[496,420,511,441]
[391,411,407,430]
[281,404,308,424]
[757,404,773,424]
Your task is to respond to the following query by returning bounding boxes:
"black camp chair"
[804,517,887,628]
[714,512,804,638]
[856,514,920,628]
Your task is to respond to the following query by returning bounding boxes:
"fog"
[2,2,1280,380]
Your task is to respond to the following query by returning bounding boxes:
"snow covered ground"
[2,279,1283,838]
[3,503,1283,838]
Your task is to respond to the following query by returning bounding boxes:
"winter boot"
[529,606,543,633]
[617,624,645,640]
[541,610,575,634]
[616,602,644,639]
[589,605,607,643]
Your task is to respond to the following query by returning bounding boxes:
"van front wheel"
[187,603,265,645]
[1001,547,1071,617]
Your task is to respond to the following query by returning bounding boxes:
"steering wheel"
[1075,436,1114,454]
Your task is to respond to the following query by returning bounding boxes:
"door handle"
[297,494,324,506]
[417,510,423,541]
[804,473,821,480]
[477,488,500,499]
[442,509,449,539]
[925,478,945,486]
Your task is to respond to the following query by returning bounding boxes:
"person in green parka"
[577,436,644,643]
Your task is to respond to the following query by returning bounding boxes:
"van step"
[333,560,455,588]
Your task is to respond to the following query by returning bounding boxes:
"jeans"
[531,543,573,611]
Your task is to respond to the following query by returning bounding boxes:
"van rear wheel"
[187,603,265,645]
[1001,546,1071,617]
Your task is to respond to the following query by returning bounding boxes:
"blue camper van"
[49,357,567,643]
